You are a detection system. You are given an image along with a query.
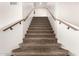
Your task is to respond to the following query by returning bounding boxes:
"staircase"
[12,17,69,56]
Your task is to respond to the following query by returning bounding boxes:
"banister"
[56,18,79,31]
[47,8,79,31]
[2,9,34,31]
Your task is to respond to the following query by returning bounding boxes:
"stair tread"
[12,48,69,56]
[30,25,51,27]
[27,30,54,33]
[31,23,50,24]
[29,27,52,29]
[24,37,56,40]
[28,30,54,31]
[27,33,54,34]
[23,38,57,44]
[20,43,61,46]
[30,27,51,28]
[31,24,50,25]
[12,17,69,56]
[26,33,55,35]
[29,28,52,30]
[28,29,52,30]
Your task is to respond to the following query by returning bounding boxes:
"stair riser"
[31,22,50,24]
[32,20,49,21]
[23,39,57,43]
[32,19,49,23]
[30,26,51,27]
[28,30,53,31]
[31,20,49,21]
[29,27,51,29]
[27,32,54,33]
[20,46,61,51]
[26,35,55,38]
[30,25,50,27]
[27,32,54,34]
[31,23,50,24]
[12,53,69,56]
[31,23,50,25]
[32,22,51,23]
[27,31,54,33]
[26,33,55,35]
[28,29,52,30]
[28,28,52,30]
[30,24,50,26]
[12,48,69,56]
[12,48,65,52]
[32,17,48,18]
[20,43,61,48]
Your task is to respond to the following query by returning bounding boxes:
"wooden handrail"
[47,8,79,31]
[2,9,34,31]
[1,8,79,31]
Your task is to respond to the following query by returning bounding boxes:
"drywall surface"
[0,2,23,56]
[22,2,34,19]
[0,2,33,55]
[55,2,79,27]
[34,8,48,17]
[0,2,22,29]
[46,2,57,34]
[48,2,79,56]
[34,2,47,8]
[47,2,55,15]
[22,2,34,36]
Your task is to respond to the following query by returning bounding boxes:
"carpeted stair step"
[12,17,69,56]
[30,25,51,27]
[23,38,57,43]
[27,30,54,33]
[31,23,50,25]
[25,33,55,38]
[31,22,50,24]
[28,27,52,30]
[12,48,69,56]
[30,24,51,26]
[31,22,49,24]
[19,43,61,49]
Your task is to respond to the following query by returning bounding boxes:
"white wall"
[0,22,23,56]
[47,2,55,15]
[22,2,34,19]
[0,2,34,56]
[47,2,79,56]
[0,2,22,29]
[56,21,79,56]
[34,2,47,8]
[34,2,48,17]
[55,2,79,27]
[22,2,34,36]
[34,8,48,17]
[46,2,57,34]
[0,2,23,55]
